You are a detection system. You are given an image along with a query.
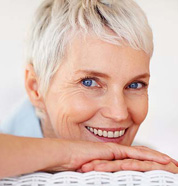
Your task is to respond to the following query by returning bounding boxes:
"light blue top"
[0,99,43,138]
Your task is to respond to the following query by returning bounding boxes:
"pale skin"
[0,35,177,179]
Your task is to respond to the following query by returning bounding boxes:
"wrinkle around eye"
[56,78,105,98]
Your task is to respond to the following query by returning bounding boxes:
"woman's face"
[42,36,150,146]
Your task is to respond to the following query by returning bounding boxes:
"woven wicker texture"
[0,171,178,186]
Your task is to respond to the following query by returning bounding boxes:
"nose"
[100,91,129,122]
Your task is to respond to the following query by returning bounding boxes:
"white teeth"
[114,131,120,138]
[86,127,126,138]
[108,131,114,138]
[94,129,98,135]
[103,131,107,137]
[120,130,124,136]
[98,130,103,136]
[90,128,94,132]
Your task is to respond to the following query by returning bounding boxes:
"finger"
[134,146,178,166]
[93,159,178,173]
[93,160,125,172]
[81,160,108,172]
[122,160,164,172]
[171,159,178,167]
[107,143,171,164]
[121,160,178,173]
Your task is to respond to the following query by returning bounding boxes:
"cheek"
[45,91,99,137]
[129,95,148,125]
[61,93,99,123]
[124,95,148,146]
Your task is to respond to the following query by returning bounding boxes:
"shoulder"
[0,98,43,138]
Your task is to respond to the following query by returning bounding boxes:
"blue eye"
[128,82,144,89]
[82,79,98,87]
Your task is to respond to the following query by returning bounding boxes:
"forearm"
[0,134,66,179]
[0,134,175,178]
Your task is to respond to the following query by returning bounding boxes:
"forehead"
[62,35,150,77]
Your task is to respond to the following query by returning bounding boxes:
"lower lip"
[86,128,126,143]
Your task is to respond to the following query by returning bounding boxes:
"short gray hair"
[26,0,153,94]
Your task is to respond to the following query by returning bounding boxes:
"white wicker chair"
[0,171,178,186]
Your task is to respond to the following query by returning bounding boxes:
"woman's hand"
[44,141,173,172]
[79,145,178,173]
[80,159,178,174]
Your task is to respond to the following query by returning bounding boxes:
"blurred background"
[0,0,178,159]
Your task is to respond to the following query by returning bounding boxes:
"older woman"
[0,0,178,178]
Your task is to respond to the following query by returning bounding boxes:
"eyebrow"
[75,70,110,79]
[130,73,150,81]
[76,69,150,80]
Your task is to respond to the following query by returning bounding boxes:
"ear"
[25,64,45,110]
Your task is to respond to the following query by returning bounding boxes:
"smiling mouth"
[86,126,126,139]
